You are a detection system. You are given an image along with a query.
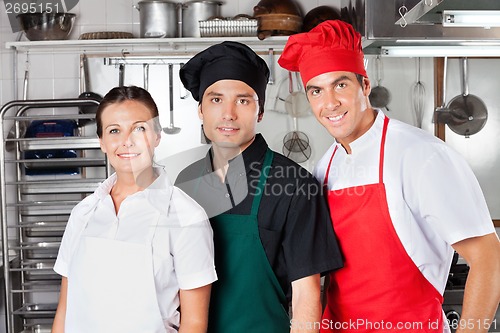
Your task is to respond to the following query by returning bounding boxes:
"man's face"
[305,71,375,147]
[199,79,261,151]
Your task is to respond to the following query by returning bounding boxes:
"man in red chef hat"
[279,20,500,333]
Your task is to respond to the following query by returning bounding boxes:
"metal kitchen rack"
[0,98,109,333]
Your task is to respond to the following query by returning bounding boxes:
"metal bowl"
[17,12,76,41]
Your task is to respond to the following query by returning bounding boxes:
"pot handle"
[461,57,469,97]
[133,4,139,11]
[442,57,447,107]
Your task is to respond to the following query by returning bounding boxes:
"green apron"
[208,149,290,333]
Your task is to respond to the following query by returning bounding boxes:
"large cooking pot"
[253,0,302,40]
[135,0,178,38]
[253,0,301,16]
[181,0,223,37]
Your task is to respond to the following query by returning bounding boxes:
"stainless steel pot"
[135,0,178,38]
[181,0,223,37]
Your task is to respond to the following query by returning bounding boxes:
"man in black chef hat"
[176,41,343,333]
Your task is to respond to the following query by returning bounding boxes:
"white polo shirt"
[314,110,494,294]
[54,168,217,329]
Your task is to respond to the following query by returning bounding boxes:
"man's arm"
[290,274,322,333]
[52,276,68,333]
[178,284,212,333]
[452,232,500,333]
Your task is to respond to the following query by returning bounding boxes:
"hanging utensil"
[268,48,275,85]
[179,63,189,99]
[23,55,29,100]
[434,57,448,116]
[411,57,426,128]
[369,55,391,110]
[6,55,30,152]
[282,71,311,163]
[282,120,311,163]
[163,63,181,135]
[143,63,149,90]
[284,72,310,118]
[78,54,103,126]
[118,63,125,87]
[445,57,488,137]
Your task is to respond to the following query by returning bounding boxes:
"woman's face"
[99,100,161,176]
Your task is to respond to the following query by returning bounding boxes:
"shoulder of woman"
[70,193,100,217]
[169,186,209,227]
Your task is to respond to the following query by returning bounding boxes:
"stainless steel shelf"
[9,200,81,208]
[5,36,289,54]
[13,303,57,319]
[13,157,106,168]
[18,207,73,216]
[16,179,102,194]
[21,324,52,333]
[13,280,61,293]
[18,137,101,151]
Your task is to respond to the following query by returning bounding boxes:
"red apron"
[321,116,444,333]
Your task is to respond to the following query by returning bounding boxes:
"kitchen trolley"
[1,98,108,333]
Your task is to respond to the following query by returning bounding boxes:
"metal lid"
[137,0,178,3]
[184,0,224,5]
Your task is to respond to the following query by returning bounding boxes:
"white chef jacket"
[314,110,494,294]
[54,167,217,329]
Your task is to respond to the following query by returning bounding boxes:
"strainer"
[282,72,311,163]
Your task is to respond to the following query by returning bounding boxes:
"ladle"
[369,55,391,110]
[163,63,181,134]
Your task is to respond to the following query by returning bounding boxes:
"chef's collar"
[204,133,269,176]
[335,109,386,153]
[95,168,173,215]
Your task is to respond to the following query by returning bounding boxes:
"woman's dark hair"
[96,86,162,137]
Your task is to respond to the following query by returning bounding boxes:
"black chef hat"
[180,41,269,108]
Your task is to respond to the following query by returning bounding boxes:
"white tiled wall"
[0,0,344,172]
[0,0,341,103]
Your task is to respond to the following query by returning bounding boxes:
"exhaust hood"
[341,0,500,56]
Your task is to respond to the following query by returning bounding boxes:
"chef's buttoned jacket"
[176,134,343,300]
[55,168,217,328]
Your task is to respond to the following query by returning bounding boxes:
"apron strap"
[323,145,339,187]
[324,115,390,187]
[379,116,390,184]
[250,149,274,217]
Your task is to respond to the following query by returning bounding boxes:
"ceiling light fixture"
[442,10,500,28]
[380,45,500,57]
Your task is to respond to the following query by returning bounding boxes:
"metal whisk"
[412,57,426,128]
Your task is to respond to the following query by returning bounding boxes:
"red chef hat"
[278,20,367,87]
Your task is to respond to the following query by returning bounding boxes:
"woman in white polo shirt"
[52,86,217,333]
